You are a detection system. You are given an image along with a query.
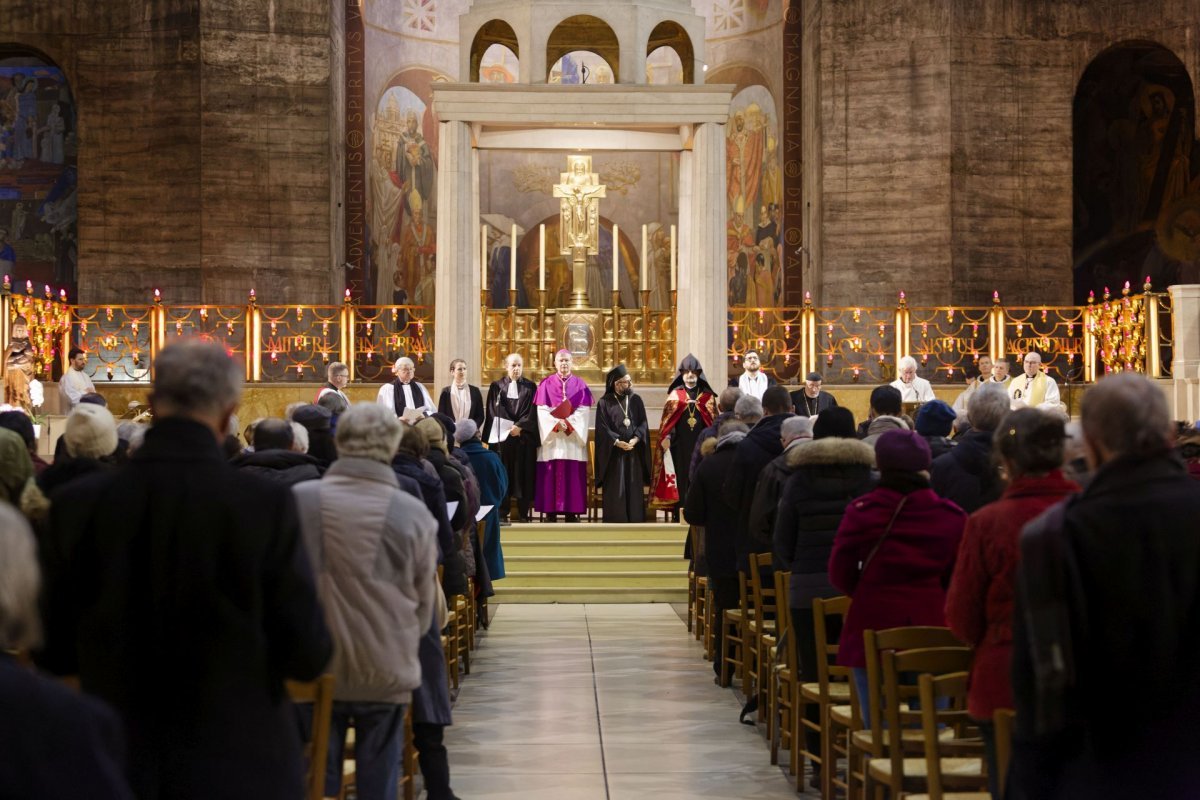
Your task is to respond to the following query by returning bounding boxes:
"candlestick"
[670,224,677,292]
[539,224,546,292]
[510,224,518,291]
[640,225,648,292]
[612,224,619,293]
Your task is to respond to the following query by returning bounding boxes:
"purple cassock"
[533,371,594,514]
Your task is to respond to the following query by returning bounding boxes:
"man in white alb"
[990,359,1012,388]
[1008,351,1062,412]
[890,355,936,403]
[58,347,95,410]
[376,356,435,421]
[733,349,775,400]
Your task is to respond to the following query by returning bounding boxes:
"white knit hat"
[64,404,118,459]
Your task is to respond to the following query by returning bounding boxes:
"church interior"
[3,1,1200,798]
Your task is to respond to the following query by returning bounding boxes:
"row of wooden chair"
[683,549,1016,799]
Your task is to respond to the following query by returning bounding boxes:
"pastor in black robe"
[595,365,651,523]
[482,374,539,521]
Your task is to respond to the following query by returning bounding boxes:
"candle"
[612,224,619,293]
[670,224,677,291]
[539,224,546,291]
[510,224,518,291]
[640,224,648,292]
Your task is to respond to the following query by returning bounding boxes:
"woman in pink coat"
[829,428,967,725]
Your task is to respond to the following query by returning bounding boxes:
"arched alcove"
[479,43,519,84]
[0,44,78,300]
[646,20,693,84]
[469,19,520,82]
[1074,41,1200,301]
[546,15,619,84]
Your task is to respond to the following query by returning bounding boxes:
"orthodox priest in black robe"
[595,364,650,523]
[482,353,539,523]
[651,354,717,520]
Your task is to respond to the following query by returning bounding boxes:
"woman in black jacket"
[772,407,875,787]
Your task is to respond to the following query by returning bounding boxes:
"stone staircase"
[492,521,690,603]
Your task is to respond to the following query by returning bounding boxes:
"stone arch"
[0,43,79,299]
[1073,40,1200,302]
[646,20,693,84]
[469,19,520,83]
[546,15,620,83]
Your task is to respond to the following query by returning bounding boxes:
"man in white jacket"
[293,403,438,800]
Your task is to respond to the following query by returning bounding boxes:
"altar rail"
[1,285,1170,386]
[728,287,1172,385]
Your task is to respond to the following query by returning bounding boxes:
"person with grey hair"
[483,352,538,524]
[930,383,1009,512]
[745,414,814,557]
[1010,373,1200,798]
[376,356,434,421]
[315,361,350,404]
[293,403,438,800]
[890,354,936,403]
[39,339,332,800]
[689,385,743,477]
[734,393,764,426]
[0,504,134,799]
[1008,350,1063,412]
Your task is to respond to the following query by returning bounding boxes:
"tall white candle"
[539,224,546,291]
[640,224,648,292]
[670,224,677,292]
[612,224,619,293]
[510,224,518,291]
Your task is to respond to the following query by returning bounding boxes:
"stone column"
[434,121,480,392]
[1170,284,1200,422]
[677,121,728,389]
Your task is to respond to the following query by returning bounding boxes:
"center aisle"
[444,604,811,799]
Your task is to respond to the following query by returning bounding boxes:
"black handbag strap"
[860,495,910,575]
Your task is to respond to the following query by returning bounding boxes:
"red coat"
[829,486,967,667]
[944,470,1078,719]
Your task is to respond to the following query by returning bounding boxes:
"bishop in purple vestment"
[533,349,593,519]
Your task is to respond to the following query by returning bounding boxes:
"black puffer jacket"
[685,431,746,580]
[930,428,1000,513]
[230,449,322,487]
[773,436,876,609]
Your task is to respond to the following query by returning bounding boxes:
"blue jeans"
[325,701,407,800]
[851,668,946,730]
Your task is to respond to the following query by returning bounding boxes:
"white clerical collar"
[401,383,415,407]
[506,379,519,398]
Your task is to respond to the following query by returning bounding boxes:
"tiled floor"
[442,603,814,799]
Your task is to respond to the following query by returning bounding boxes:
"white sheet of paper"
[488,418,514,444]
[475,504,494,522]
[446,501,459,520]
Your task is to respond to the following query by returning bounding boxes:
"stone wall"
[1,0,337,305]
[804,0,1200,307]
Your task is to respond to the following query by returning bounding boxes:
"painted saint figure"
[594,365,650,523]
[652,354,717,519]
[533,349,593,522]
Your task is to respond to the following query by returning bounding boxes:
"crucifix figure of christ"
[553,155,607,308]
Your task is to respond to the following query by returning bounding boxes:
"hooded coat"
[685,431,747,580]
[723,413,795,571]
[651,354,717,506]
[930,427,1002,513]
[231,449,322,487]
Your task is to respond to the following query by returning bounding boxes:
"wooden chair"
[768,570,796,769]
[807,596,856,799]
[465,575,477,650]
[451,594,471,675]
[720,571,751,689]
[443,609,460,691]
[287,674,335,800]
[907,672,991,800]
[703,581,717,660]
[865,647,984,799]
[993,708,1015,799]
[746,552,778,720]
[400,706,418,800]
[849,627,966,799]
[687,524,708,642]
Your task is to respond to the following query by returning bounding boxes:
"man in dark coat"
[790,371,839,417]
[1011,374,1200,799]
[38,340,332,800]
[746,415,813,557]
[291,404,337,467]
[595,364,651,523]
[230,418,322,486]
[685,420,749,679]
[437,358,485,429]
[723,385,795,571]
[914,399,958,459]
[458,419,509,581]
[482,353,538,523]
[689,385,743,478]
[856,384,902,438]
[930,383,1008,512]
[772,407,876,784]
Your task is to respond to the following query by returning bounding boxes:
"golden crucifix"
[553,155,606,308]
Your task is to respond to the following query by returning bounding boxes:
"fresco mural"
[0,56,76,299]
[724,84,781,308]
[479,44,518,83]
[368,69,446,306]
[1074,42,1200,301]
[646,46,684,85]
[550,52,615,85]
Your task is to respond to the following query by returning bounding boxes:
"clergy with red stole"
[534,349,593,522]
[594,364,650,523]
[652,354,717,518]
